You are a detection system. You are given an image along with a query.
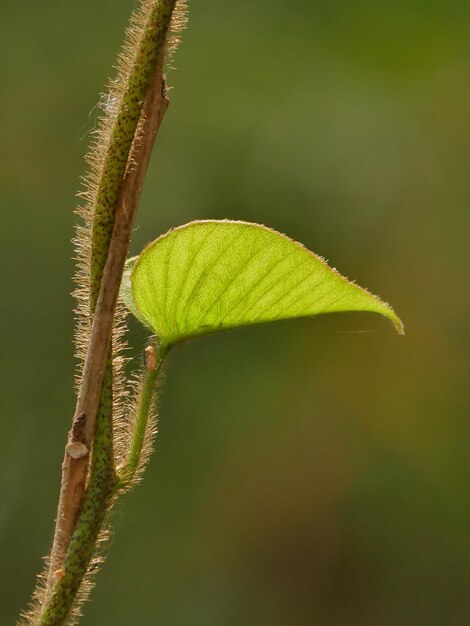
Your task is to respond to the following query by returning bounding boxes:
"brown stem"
[46,49,169,588]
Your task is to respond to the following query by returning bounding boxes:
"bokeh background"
[1,1,470,624]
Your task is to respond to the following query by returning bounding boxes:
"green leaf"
[120,256,149,327]
[123,220,403,347]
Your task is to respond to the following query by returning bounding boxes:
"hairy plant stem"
[24,2,179,624]
[39,342,168,625]
[119,344,170,486]
[38,362,115,626]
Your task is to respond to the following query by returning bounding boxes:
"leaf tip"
[382,304,404,335]
[393,315,405,336]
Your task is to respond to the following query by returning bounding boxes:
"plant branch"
[46,47,170,591]
[119,344,169,487]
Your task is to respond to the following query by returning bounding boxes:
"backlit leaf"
[122,220,403,347]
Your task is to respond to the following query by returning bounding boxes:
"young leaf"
[122,220,403,347]
[121,256,149,327]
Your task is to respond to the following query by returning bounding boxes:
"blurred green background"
[1,1,470,624]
